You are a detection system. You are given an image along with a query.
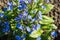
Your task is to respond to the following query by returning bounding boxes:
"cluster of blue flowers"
[0,0,57,40]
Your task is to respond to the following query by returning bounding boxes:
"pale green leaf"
[30,28,43,38]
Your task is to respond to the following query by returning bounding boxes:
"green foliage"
[0,0,57,40]
[30,28,43,38]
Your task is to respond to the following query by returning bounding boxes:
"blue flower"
[14,17,20,21]
[36,24,41,30]
[4,16,8,19]
[32,17,37,22]
[41,5,46,10]
[16,23,24,30]
[22,11,28,20]
[2,7,7,12]
[18,4,26,10]
[19,25,24,30]
[26,27,31,32]
[23,11,28,16]
[32,24,41,30]
[18,0,23,4]
[18,0,30,4]
[28,15,32,20]
[2,26,10,32]
[8,6,13,10]
[36,37,41,40]
[51,31,57,37]
[4,21,9,26]
[18,14,23,19]
[28,0,32,3]
[7,2,12,6]
[0,13,4,17]
[2,21,10,32]
[32,25,37,30]
[16,23,20,28]
[38,11,42,20]
[7,2,13,10]
[22,34,26,38]
[4,22,10,27]
[15,35,22,40]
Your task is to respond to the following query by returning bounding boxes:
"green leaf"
[41,26,50,29]
[39,15,54,24]
[39,4,54,14]
[50,24,57,29]
[30,28,43,38]
[39,0,44,3]
[44,4,54,14]
[13,1,17,6]
[26,35,36,40]
[48,36,52,40]
[42,15,52,20]
[41,24,53,30]
[39,19,53,25]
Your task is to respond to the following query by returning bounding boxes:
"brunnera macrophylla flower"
[51,31,57,37]
[2,22,10,32]
[0,13,4,17]
[2,7,7,12]
[36,37,41,40]
[15,35,23,40]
